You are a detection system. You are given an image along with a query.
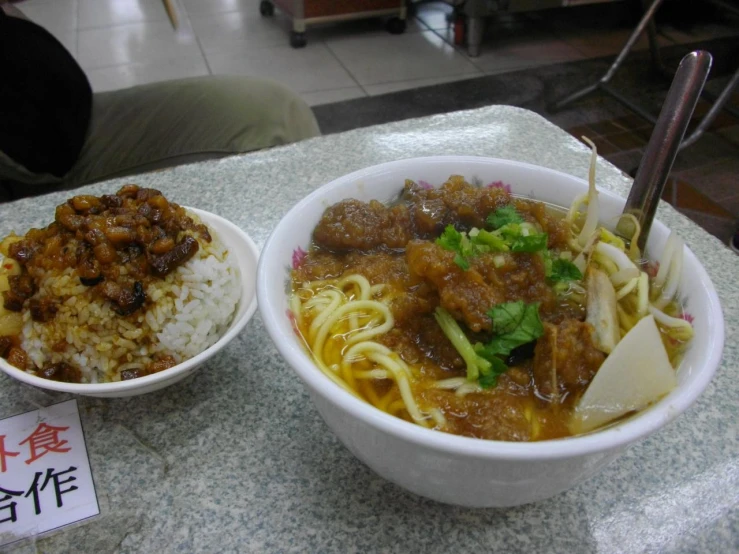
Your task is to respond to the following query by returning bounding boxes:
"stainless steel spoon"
[616,50,713,250]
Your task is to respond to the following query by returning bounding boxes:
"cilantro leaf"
[436,301,543,390]
[485,301,544,357]
[486,206,523,230]
[510,233,548,253]
[474,347,509,389]
[436,225,472,270]
[549,258,583,282]
[436,224,464,252]
[453,253,470,271]
[478,367,507,389]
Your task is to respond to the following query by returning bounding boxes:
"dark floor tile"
[672,132,739,172]
[579,135,619,156]
[604,149,643,177]
[587,120,625,136]
[661,177,676,205]
[717,194,739,218]
[706,110,739,130]
[677,208,736,245]
[692,98,714,118]
[613,113,652,130]
[673,157,739,210]
[566,125,592,141]
[632,125,655,142]
[686,109,739,135]
[0,184,12,203]
[544,101,633,130]
[605,131,647,150]
[673,179,734,218]
[716,125,739,147]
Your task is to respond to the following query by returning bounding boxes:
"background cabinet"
[261,0,407,48]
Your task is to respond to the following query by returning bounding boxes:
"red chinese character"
[19,423,71,465]
[0,435,20,473]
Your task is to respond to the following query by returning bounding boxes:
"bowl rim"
[257,155,725,461]
[0,208,259,394]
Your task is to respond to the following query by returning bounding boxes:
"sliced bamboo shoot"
[586,268,620,354]
[572,314,677,434]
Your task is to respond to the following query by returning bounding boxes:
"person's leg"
[62,75,320,188]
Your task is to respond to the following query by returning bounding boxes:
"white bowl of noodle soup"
[257,156,723,507]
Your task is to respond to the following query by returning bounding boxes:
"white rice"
[17,216,240,383]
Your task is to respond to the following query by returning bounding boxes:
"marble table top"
[1,106,737,553]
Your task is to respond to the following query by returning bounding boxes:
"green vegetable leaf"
[471,229,509,251]
[434,307,491,382]
[436,224,464,252]
[541,250,553,278]
[436,225,472,270]
[510,233,548,253]
[485,301,544,357]
[486,206,523,230]
[479,371,502,389]
[434,303,543,390]
[474,348,509,389]
[549,258,583,282]
[453,253,470,271]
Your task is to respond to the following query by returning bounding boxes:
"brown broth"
[291,178,685,441]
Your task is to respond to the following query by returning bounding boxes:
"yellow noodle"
[455,382,483,397]
[615,277,639,300]
[308,289,343,342]
[289,294,303,329]
[377,388,398,412]
[429,408,447,428]
[340,359,358,391]
[313,300,392,357]
[434,377,469,390]
[353,369,390,380]
[338,274,371,300]
[346,343,426,425]
[361,380,382,407]
[293,275,446,429]
[387,399,408,415]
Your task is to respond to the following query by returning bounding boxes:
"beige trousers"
[0,75,320,198]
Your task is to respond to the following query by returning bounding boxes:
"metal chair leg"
[681,67,739,149]
[548,0,666,112]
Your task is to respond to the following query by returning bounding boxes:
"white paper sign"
[0,399,99,548]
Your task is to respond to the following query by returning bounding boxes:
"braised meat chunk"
[313,199,412,251]
[533,319,605,402]
[1,184,211,321]
[406,240,502,332]
[402,176,512,233]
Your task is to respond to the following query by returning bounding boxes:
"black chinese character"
[24,466,78,515]
[0,486,24,525]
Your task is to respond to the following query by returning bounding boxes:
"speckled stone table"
[1,106,737,553]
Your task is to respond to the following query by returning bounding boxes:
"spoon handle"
[617,50,713,250]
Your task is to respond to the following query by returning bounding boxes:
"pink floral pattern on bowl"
[486,180,512,193]
[292,246,307,270]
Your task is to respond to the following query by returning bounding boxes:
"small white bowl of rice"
[0,208,258,398]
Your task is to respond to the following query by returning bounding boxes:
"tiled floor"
[15,0,733,104]
[7,0,739,247]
